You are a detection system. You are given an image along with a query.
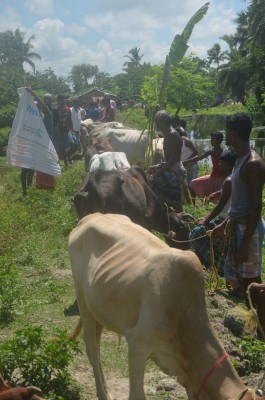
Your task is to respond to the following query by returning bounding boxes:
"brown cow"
[72,165,190,249]
[0,374,44,400]
[68,213,264,400]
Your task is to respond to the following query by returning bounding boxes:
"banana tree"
[145,2,210,166]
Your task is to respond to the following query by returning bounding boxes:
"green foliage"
[26,68,71,96]
[238,336,265,373]
[0,126,10,153]
[0,258,19,326]
[114,64,153,102]
[0,326,80,399]
[0,104,16,129]
[245,95,264,126]
[167,58,214,112]
[69,63,98,92]
[141,66,162,108]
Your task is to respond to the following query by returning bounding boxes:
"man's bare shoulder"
[244,151,265,181]
[247,151,265,167]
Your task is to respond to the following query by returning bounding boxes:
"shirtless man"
[212,113,265,335]
[148,110,186,212]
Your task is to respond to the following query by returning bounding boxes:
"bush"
[0,258,19,326]
[0,104,16,129]
[245,95,264,126]
[0,126,10,154]
[0,326,81,399]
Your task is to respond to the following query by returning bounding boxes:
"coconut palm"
[123,47,144,70]
[247,0,265,46]
[234,11,249,53]
[0,28,41,72]
[217,42,249,104]
[207,43,228,68]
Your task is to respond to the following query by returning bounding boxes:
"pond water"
[192,137,265,158]
[184,113,265,158]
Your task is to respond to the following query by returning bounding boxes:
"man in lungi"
[213,113,265,337]
[147,110,187,212]
[189,150,237,273]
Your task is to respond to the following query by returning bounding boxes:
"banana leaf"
[169,2,210,66]
[158,55,170,106]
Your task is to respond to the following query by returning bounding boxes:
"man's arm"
[197,178,231,225]
[25,87,49,113]
[183,149,212,165]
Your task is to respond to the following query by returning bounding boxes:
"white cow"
[89,127,149,166]
[88,151,130,173]
[68,213,262,400]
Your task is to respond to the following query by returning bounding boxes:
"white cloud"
[24,0,54,16]
[1,0,247,78]
[84,13,114,31]
[67,23,87,36]
[0,6,21,32]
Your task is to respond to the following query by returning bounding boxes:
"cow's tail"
[69,317,83,340]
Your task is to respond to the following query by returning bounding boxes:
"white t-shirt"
[70,107,82,131]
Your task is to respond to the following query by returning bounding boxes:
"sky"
[0,0,248,78]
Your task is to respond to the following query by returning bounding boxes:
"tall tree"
[69,63,98,92]
[247,0,265,47]
[27,67,70,94]
[207,43,228,68]
[0,28,41,72]
[93,71,112,91]
[123,47,144,71]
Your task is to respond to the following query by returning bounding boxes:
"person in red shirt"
[54,95,74,167]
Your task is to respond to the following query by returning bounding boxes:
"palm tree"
[247,0,265,47]
[123,47,144,70]
[234,11,249,53]
[217,36,250,103]
[0,28,41,72]
[207,43,228,68]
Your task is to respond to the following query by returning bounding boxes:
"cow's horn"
[27,386,43,396]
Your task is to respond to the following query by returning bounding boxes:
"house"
[76,88,117,107]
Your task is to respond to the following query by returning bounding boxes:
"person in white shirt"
[70,99,82,151]
[110,98,116,120]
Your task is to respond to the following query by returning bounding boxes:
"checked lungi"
[152,163,187,209]
[189,217,226,273]
[224,217,265,290]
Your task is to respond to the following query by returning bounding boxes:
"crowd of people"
[20,90,117,194]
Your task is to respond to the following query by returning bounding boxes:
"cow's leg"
[96,322,109,393]
[125,327,150,400]
[82,312,111,400]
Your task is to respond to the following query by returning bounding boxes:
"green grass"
[116,108,148,130]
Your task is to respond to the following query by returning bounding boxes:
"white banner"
[7,88,61,177]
